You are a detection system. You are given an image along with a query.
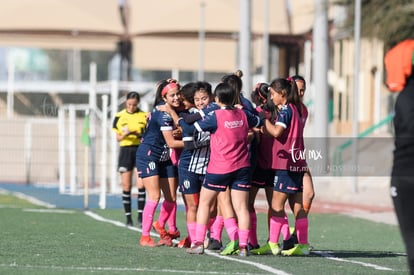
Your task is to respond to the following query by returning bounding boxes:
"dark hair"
[181,82,197,104]
[221,70,243,105]
[214,82,235,106]
[291,75,306,90]
[126,91,140,101]
[252,82,277,122]
[252,82,269,105]
[269,78,302,116]
[153,79,180,108]
[195,81,213,99]
[197,81,212,95]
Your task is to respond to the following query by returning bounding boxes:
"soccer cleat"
[176,237,191,248]
[204,231,210,248]
[238,246,249,257]
[152,221,168,238]
[186,243,204,255]
[250,242,280,255]
[206,238,222,251]
[167,229,181,240]
[282,237,295,251]
[290,232,298,244]
[248,243,260,250]
[220,240,239,255]
[281,244,310,256]
[140,236,156,247]
[126,217,133,226]
[157,235,173,247]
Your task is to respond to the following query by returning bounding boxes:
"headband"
[161,82,178,96]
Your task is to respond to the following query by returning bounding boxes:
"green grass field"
[0,193,408,275]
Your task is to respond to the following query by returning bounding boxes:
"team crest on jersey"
[183,179,191,189]
[273,176,278,187]
[148,161,156,170]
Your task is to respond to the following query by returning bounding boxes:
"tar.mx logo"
[290,141,323,163]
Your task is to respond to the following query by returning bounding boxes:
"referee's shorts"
[118,146,138,172]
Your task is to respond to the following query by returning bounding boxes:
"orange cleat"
[157,235,173,247]
[140,236,156,247]
[152,221,168,238]
[167,229,181,240]
[176,236,191,248]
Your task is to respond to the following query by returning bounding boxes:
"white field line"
[0,188,56,208]
[204,250,291,275]
[23,208,75,214]
[312,250,394,271]
[85,211,291,275]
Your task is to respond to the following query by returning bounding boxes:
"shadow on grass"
[313,250,406,259]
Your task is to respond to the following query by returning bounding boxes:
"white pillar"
[89,63,97,188]
[239,0,252,93]
[198,1,206,81]
[68,105,77,194]
[99,95,109,209]
[110,80,119,193]
[58,108,66,193]
[313,0,329,173]
[7,59,14,118]
[24,122,32,184]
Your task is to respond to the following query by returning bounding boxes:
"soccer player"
[182,82,262,256]
[136,79,184,247]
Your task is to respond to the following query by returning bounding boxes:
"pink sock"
[187,222,197,243]
[167,201,177,232]
[238,229,249,248]
[142,200,158,236]
[158,200,174,228]
[269,216,286,244]
[249,211,258,246]
[195,223,207,244]
[295,218,309,244]
[207,217,215,238]
[280,214,291,240]
[211,215,224,241]
[224,217,238,241]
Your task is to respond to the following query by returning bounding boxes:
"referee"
[112,91,147,227]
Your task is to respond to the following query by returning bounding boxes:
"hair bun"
[235,69,243,78]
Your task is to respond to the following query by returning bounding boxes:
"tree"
[335,0,414,50]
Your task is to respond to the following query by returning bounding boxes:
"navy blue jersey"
[240,93,257,114]
[137,103,175,162]
[179,107,212,174]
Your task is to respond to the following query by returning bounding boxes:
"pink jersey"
[301,102,308,126]
[255,106,274,169]
[207,108,250,174]
[271,103,307,171]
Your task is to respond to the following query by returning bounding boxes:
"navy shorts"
[273,170,304,194]
[178,166,204,195]
[203,167,251,192]
[251,167,275,188]
[136,153,177,179]
[118,146,138,172]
